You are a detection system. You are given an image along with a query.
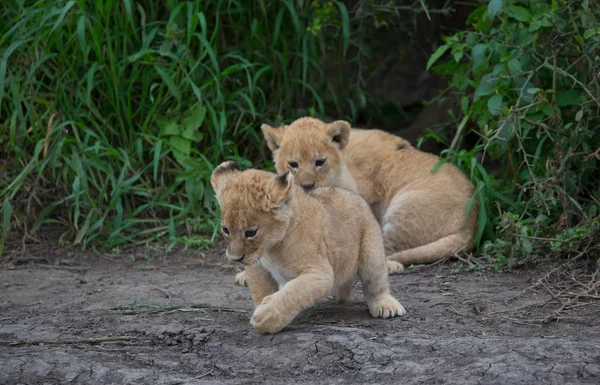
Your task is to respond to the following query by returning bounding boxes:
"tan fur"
[261,120,358,192]
[211,161,405,334]
[262,117,478,272]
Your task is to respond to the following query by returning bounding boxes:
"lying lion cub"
[211,161,405,334]
[261,117,478,273]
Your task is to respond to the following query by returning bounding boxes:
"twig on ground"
[452,251,483,268]
[193,369,214,379]
[108,303,250,316]
[150,285,172,306]
[0,336,138,347]
[429,301,455,308]
[403,256,450,274]
[33,264,90,272]
[486,302,546,316]
[501,316,542,327]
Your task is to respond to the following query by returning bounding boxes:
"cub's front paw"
[368,294,406,319]
[235,271,248,287]
[250,296,292,334]
[387,260,405,275]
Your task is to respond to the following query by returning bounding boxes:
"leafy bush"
[427,0,600,265]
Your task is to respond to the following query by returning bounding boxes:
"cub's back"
[309,186,377,233]
[346,128,474,196]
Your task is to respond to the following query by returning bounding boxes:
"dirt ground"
[1,245,599,385]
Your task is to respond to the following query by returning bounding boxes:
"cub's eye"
[288,161,299,169]
[315,158,327,167]
[221,226,230,236]
[245,229,257,239]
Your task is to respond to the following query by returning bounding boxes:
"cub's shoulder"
[309,186,367,208]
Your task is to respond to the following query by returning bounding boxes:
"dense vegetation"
[1,0,598,266]
[427,0,600,267]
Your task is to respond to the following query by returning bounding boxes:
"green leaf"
[0,59,6,107]
[430,158,448,174]
[521,238,533,254]
[487,94,503,115]
[181,107,206,141]
[461,96,469,114]
[474,82,495,99]
[74,211,93,245]
[508,59,522,75]
[471,44,488,69]
[427,45,450,71]
[50,1,76,35]
[334,1,350,55]
[528,20,542,32]
[475,14,493,33]
[169,136,191,155]
[155,65,182,103]
[475,188,488,247]
[76,16,88,53]
[487,0,503,19]
[453,51,464,63]
[153,141,162,181]
[506,6,531,22]
[584,29,598,39]
[583,30,593,39]
[159,121,181,137]
[466,183,484,218]
[0,197,11,255]
[556,89,584,107]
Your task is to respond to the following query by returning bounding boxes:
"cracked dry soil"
[1,250,599,385]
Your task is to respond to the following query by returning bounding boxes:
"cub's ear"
[211,161,241,197]
[266,172,294,211]
[261,123,286,152]
[326,120,351,150]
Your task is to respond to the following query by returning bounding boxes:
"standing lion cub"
[261,117,478,273]
[211,161,405,334]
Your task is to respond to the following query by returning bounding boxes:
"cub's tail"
[387,231,473,267]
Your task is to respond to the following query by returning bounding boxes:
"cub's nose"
[301,183,315,191]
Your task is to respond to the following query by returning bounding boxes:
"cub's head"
[261,117,351,191]
[211,161,294,265]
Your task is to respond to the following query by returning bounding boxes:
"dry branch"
[0,336,138,347]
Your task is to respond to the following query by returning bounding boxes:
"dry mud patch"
[1,251,599,385]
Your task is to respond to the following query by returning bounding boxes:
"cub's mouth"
[230,251,263,266]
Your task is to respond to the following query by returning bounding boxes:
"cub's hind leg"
[382,190,476,269]
[357,217,406,318]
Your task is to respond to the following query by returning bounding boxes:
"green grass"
[0,0,358,252]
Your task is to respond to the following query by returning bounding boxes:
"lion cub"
[261,117,478,273]
[211,161,405,334]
